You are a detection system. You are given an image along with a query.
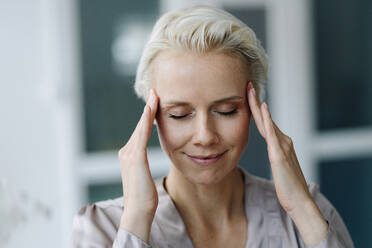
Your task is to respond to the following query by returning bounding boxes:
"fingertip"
[262,102,272,117]
[140,105,152,142]
[143,105,150,116]
[247,85,254,103]
[262,102,268,109]
[247,81,252,91]
[261,102,269,117]
[149,89,160,109]
[259,102,266,119]
[261,102,275,131]
[249,82,256,97]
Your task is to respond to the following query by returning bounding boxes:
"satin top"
[71,168,354,248]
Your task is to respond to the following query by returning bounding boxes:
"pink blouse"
[71,168,354,247]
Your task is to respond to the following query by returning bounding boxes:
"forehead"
[151,51,249,103]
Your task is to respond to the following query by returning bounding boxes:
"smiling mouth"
[185,150,227,166]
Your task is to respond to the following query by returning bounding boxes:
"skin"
[153,51,250,186]
[153,51,250,247]
[118,51,328,247]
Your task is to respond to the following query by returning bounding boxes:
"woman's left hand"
[247,82,328,246]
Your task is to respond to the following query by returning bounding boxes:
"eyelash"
[169,109,238,119]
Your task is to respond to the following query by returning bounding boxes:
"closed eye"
[168,113,189,119]
[218,109,238,115]
[168,109,238,119]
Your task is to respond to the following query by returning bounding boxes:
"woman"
[72,6,354,248]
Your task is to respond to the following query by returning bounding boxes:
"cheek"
[218,112,250,146]
[156,116,191,150]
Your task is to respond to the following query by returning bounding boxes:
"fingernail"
[251,86,256,97]
[143,104,150,113]
[148,89,155,106]
[247,82,252,90]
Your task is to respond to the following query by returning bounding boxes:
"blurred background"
[1,0,371,247]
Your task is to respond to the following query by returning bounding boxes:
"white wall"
[0,0,71,247]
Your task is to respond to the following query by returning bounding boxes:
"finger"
[139,89,159,147]
[247,82,266,138]
[126,104,149,148]
[261,102,281,151]
[147,89,159,125]
[126,89,158,149]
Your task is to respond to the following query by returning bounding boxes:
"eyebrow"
[162,95,243,106]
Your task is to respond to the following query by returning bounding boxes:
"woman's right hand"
[118,89,159,243]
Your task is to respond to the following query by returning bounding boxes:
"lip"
[186,150,227,166]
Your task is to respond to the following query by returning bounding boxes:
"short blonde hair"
[134,5,268,101]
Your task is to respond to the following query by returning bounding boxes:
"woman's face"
[153,51,251,185]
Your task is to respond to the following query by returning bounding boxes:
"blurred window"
[318,157,372,248]
[88,182,122,203]
[314,0,372,246]
[79,0,160,152]
[315,0,372,130]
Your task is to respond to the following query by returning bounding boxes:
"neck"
[165,167,245,229]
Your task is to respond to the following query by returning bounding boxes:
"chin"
[178,161,237,186]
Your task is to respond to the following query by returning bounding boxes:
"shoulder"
[72,178,165,246]
[72,177,165,241]
[76,196,124,222]
[71,197,124,246]
[241,168,335,214]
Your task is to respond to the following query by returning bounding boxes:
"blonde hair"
[134,5,268,101]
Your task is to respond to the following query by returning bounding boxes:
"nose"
[192,113,219,146]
